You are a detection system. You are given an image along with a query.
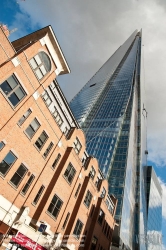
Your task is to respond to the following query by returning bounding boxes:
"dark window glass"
[52,154,61,169]
[75,183,81,197]
[35,131,48,150]
[0,142,5,151]
[84,190,92,208]
[62,212,70,229]
[43,142,54,158]
[10,164,28,187]
[64,163,76,184]
[0,151,17,176]
[47,194,63,219]
[0,75,26,107]
[33,185,45,205]
[73,219,83,239]
[18,109,32,126]
[25,118,40,138]
[98,209,105,225]
[100,187,106,198]
[90,236,98,250]
[21,174,35,195]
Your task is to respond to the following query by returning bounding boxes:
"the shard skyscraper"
[70,31,147,250]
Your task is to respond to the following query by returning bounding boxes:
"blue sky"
[1,0,166,248]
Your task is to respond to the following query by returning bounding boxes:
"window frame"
[0,75,27,107]
[0,151,17,177]
[84,190,93,208]
[18,108,32,126]
[0,141,5,151]
[29,52,51,80]
[33,185,45,205]
[35,131,48,151]
[10,164,28,188]
[52,153,61,169]
[63,163,76,184]
[89,166,96,180]
[25,118,40,139]
[47,194,63,219]
[21,174,35,195]
[73,219,84,239]
[43,142,54,158]
[73,137,82,154]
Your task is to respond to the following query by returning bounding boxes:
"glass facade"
[146,166,162,250]
[70,31,149,249]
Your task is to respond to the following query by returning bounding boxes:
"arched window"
[29,51,51,80]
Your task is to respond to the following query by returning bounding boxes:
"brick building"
[0,25,117,250]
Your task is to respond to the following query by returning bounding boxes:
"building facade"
[70,31,148,249]
[0,25,117,250]
[146,166,162,250]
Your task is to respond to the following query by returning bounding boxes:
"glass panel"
[52,195,58,205]
[34,55,42,65]
[56,200,62,209]
[17,165,27,177]
[7,76,18,89]
[40,132,47,143]
[10,173,20,187]
[40,65,47,75]
[1,81,12,95]
[48,203,54,213]
[9,93,19,106]
[15,87,25,100]
[25,126,34,138]
[29,58,37,69]
[0,142,4,150]
[39,52,51,72]
[52,208,58,217]
[4,152,16,166]
[0,161,10,175]
[31,119,40,131]
[35,69,43,80]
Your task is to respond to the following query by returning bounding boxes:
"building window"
[75,183,81,197]
[89,166,96,180]
[0,75,26,107]
[73,219,83,239]
[95,176,101,189]
[73,137,82,154]
[43,142,54,158]
[29,52,51,80]
[25,118,40,139]
[10,164,28,188]
[52,153,61,169]
[90,236,98,250]
[0,142,5,151]
[63,127,69,137]
[98,209,104,225]
[0,151,17,176]
[64,163,76,184]
[35,131,48,150]
[21,174,35,195]
[62,212,70,229]
[100,187,106,198]
[47,194,63,219]
[42,91,52,106]
[33,185,45,205]
[18,109,32,126]
[52,107,63,127]
[84,190,92,208]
